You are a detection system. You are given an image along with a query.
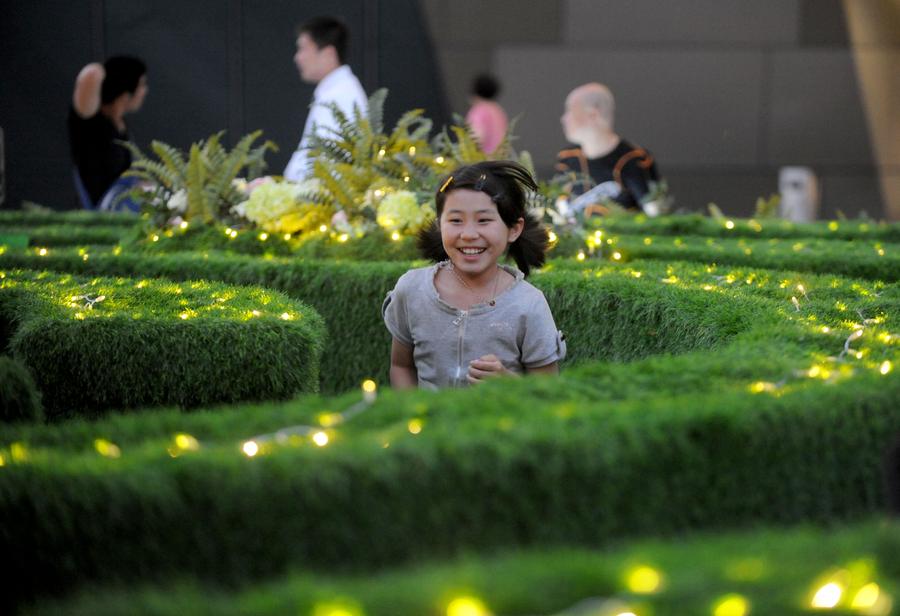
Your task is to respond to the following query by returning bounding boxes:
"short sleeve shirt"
[383,262,566,389]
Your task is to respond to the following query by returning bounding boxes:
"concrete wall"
[422,0,898,219]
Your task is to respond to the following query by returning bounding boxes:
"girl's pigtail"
[416,219,448,262]
[507,212,548,277]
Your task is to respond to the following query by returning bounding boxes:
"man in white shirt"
[284,16,368,181]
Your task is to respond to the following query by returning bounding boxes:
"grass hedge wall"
[596,233,899,282]
[0,269,326,418]
[0,249,896,604]
[0,356,42,422]
[31,520,900,616]
[590,213,900,242]
[0,210,140,227]
[0,225,131,247]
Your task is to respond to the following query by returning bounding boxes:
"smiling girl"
[383,161,566,389]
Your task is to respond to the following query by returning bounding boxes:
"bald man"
[557,83,662,215]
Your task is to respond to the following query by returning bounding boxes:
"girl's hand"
[467,354,517,384]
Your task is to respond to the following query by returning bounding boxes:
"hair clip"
[439,176,454,193]
[473,173,487,191]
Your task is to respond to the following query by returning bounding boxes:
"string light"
[881,361,893,375]
[811,582,843,608]
[713,593,750,616]
[94,438,121,459]
[626,565,662,593]
[446,596,491,616]
[312,431,329,447]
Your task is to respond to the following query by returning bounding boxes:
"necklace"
[448,262,501,307]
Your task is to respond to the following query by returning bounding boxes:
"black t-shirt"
[68,107,131,204]
[556,139,660,211]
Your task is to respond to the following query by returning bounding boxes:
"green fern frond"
[366,88,387,135]
[185,144,212,223]
[149,141,187,181]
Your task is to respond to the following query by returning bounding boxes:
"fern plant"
[120,131,277,226]
[305,88,445,227]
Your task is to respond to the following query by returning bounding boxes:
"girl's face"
[440,189,524,279]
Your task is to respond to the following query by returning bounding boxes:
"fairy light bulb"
[312,431,329,447]
[362,379,377,402]
[242,440,259,457]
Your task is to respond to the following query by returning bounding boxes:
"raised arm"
[72,63,105,119]
[390,338,418,390]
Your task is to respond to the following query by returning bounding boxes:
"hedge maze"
[0,211,898,615]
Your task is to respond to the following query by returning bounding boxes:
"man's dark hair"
[472,74,500,100]
[101,56,146,104]
[297,16,349,65]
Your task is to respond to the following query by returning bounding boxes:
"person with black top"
[68,56,147,210]
[557,82,662,216]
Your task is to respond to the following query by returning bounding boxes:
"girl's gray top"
[382,261,566,389]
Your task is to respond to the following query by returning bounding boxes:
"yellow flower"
[376,190,431,232]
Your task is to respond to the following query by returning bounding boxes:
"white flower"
[167,189,187,213]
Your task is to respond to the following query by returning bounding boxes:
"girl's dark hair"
[101,56,147,104]
[417,160,549,276]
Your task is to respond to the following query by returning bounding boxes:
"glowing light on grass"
[850,583,881,609]
[338,233,349,243]
[180,221,189,230]
[174,433,199,451]
[811,582,843,608]
[94,438,121,459]
[725,220,735,229]
[447,596,491,616]
[362,379,377,402]
[391,231,401,241]
[791,296,801,311]
[880,361,893,375]
[626,565,662,594]
[828,221,839,231]
[317,412,342,428]
[576,251,586,261]
[713,593,750,616]
[82,253,90,261]
[612,251,622,261]
[377,148,386,158]
[258,232,268,241]
[408,145,416,156]
[408,419,423,435]
[435,155,445,164]
[821,326,831,333]
[547,231,558,243]
[749,381,775,393]
[312,431,329,447]
[644,237,652,245]
[280,312,292,320]
[10,443,28,462]
[38,248,48,256]
[179,313,189,320]
[311,602,364,616]
[242,440,259,457]
[403,176,410,183]
[284,233,291,240]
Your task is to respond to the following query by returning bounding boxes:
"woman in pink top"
[465,74,509,155]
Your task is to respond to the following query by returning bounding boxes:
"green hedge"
[125,223,421,261]
[0,248,778,392]
[0,225,130,247]
[0,356,42,422]
[0,210,139,227]
[590,213,900,242]
[0,269,326,418]
[591,233,900,282]
[0,248,896,603]
[30,520,899,616]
